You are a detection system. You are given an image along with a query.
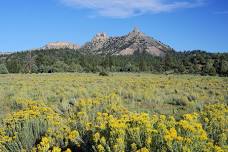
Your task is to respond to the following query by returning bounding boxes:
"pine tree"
[0,64,9,74]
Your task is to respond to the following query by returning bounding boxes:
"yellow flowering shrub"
[200,104,228,148]
[51,146,62,152]
[0,96,226,152]
[0,73,227,152]
[0,99,81,152]
[37,137,50,151]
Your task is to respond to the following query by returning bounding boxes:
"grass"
[0,73,227,117]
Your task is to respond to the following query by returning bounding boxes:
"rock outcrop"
[80,28,173,56]
[42,42,80,50]
[39,28,173,56]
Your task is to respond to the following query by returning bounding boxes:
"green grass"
[0,73,227,118]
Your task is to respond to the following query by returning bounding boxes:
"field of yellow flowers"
[0,73,227,151]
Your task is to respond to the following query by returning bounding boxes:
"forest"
[0,49,228,76]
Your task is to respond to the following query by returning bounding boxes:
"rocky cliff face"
[0,52,12,55]
[80,28,173,56]
[42,42,80,50]
[40,28,173,56]
[82,33,109,53]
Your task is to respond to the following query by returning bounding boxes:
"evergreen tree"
[0,64,9,74]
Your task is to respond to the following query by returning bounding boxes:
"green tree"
[31,64,39,73]
[124,63,138,72]
[0,64,9,74]
[220,60,228,76]
[53,61,69,72]
[139,56,147,71]
[6,60,22,73]
[203,60,216,76]
[68,63,83,72]
[177,63,186,73]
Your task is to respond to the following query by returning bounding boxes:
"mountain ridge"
[79,28,174,56]
[1,28,174,57]
[41,41,80,50]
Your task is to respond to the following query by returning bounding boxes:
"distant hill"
[0,52,12,55]
[1,28,174,57]
[30,28,173,56]
[41,42,80,50]
[80,28,173,56]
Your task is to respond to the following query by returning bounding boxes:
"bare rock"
[42,41,80,50]
[80,28,173,56]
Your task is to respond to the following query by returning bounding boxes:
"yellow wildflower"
[93,132,100,143]
[137,147,150,152]
[131,143,137,151]
[68,130,79,141]
[97,144,105,152]
[52,146,61,152]
[100,136,106,145]
[64,149,72,152]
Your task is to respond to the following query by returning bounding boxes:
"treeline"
[0,49,228,76]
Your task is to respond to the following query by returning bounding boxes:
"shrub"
[168,97,189,106]
[200,104,228,148]
[0,100,81,151]
[1,98,226,151]
[99,71,109,76]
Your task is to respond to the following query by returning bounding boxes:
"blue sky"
[0,0,227,52]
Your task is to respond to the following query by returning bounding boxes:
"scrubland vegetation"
[0,73,227,151]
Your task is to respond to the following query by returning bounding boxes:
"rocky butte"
[80,28,174,56]
[42,42,80,50]
[38,28,174,57]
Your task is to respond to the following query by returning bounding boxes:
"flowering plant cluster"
[0,73,227,152]
[0,95,227,152]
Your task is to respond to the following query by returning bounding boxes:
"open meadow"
[0,73,227,151]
